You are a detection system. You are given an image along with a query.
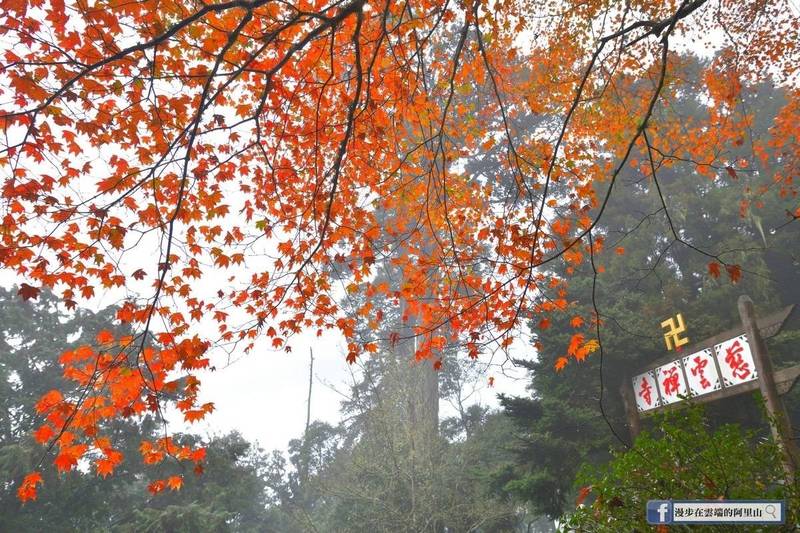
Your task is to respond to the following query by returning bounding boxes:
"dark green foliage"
[500,58,800,520]
[564,406,796,532]
[260,386,530,532]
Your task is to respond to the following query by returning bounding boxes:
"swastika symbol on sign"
[661,313,690,351]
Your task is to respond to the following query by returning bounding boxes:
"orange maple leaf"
[35,389,63,414]
[567,333,585,357]
[574,339,600,361]
[148,479,166,495]
[167,475,183,491]
[189,447,206,463]
[54,452,78,473]
[96,330,114,344]
[17,472,43,503]
[96,459,115,478]
[183,410,206,423]
[33,424,55,444]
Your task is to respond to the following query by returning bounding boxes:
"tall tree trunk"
[398,299,439,440]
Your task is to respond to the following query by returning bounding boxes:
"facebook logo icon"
[647,500,673,524]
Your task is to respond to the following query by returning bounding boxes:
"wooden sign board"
[683,348,720,396]
[623,299,800,479]
[630,304,797,416]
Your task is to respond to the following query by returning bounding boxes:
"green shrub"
[562,406,798,532]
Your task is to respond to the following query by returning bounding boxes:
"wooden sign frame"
[629,304,798,417]
[621,299,800,478]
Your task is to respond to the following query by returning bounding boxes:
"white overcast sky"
[194,329,530,453]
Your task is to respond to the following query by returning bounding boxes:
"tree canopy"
[1,0,799,500]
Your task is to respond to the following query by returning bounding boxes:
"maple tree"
[1,0,798,499]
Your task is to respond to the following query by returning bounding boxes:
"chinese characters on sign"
[655,360,688,405]
[683,349,721,396]
[633,334,758,412]
[716,335,758,386]
[633,370,660,412]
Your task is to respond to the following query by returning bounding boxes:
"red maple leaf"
[18,283,40,301]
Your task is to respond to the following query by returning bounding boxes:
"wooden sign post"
[623,300,800,478]
[738,296,800,477]
[620,380,642,438]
